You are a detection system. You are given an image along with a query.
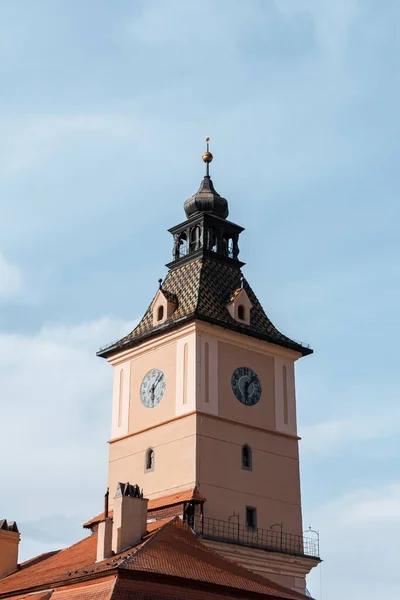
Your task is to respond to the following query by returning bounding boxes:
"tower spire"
[202,137,213,177]
[184,137,228,220]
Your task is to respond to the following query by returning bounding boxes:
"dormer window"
[226,286,252,326]
[152,286,177,327]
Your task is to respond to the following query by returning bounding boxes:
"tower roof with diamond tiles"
[98,146,312,360]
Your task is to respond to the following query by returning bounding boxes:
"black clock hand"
[150,373,163,406]
[150,382,155,405]
[243,378,250,404]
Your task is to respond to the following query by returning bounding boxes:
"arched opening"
[207,228,217,252]
[145,448,154,471]
[157,305,164,322]
[227,237,234,258]
[178,233,188,258]
[242,444,252,471]
[238,305,245,321]
[223,235,233,258]
[190,226,201,252]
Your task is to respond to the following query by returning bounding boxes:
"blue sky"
[0,1,399,598]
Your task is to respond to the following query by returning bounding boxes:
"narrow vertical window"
[283,365,289,425]
[238,305,245,321]
[118,369,124,428]
[183,343,188,404]
[227,237,234,258]
[190,226,201,252]
[178,232,187,257]
[246,506,257,530]
[207,228,217,252]
[204,342,209,403]
[145,448,154,471]
[157,305,164,321]
[242,444,252,471]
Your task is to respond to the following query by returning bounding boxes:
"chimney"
[112,483,148,554]
[96,488,112,562]
[96,518,113,562]
[0,520,20,579]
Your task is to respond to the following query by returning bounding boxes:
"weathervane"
[202,136,213,176]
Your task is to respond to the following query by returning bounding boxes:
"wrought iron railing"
[191,516,319,559]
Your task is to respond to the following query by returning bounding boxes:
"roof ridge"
[115,517,177,569]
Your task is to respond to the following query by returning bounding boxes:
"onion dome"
[183,138,229,219]
[184,175,229,219]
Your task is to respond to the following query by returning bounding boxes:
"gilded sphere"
[202,151,213,163]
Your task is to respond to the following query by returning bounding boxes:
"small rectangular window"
[245,506,257,530]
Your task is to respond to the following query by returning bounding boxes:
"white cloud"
[0,252,23,299]
[277,0,362,59]
[0,114,140,177]
[305,483,400,599]
[300,411,400,456]
[0,316,136,562]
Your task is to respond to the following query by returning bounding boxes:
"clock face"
[231,367,262,406]
[140,368,166,408]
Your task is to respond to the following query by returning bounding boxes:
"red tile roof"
[0,521,167,597]
[0,518,309,600]
[119,518,306,600]
[148,488,206,510]
[83,488,206,529]
[53,577,117,600]
[9,592,54,600]
[7,577,117,600]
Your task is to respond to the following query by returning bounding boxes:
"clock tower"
[97,144,319,593]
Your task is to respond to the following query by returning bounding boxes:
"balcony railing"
[191,515,320,559]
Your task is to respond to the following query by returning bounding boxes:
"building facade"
[97,148,319,593]
[0,145,320,600]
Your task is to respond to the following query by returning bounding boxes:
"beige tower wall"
[107,321,303,534]
[107,325,198,505]
[128,339,178,434]
[196,414,302,536]
[108,413,197,508]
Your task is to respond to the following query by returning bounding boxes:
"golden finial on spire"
[202,137,213,176]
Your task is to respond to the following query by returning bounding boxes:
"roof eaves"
[116,569,308,600]
[96,314,197,359]
[0,571,118,600]
[97,313,312,360]
[193,314,313,356]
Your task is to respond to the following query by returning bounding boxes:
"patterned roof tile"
[98,258,311,358]
[159,289,177,304]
